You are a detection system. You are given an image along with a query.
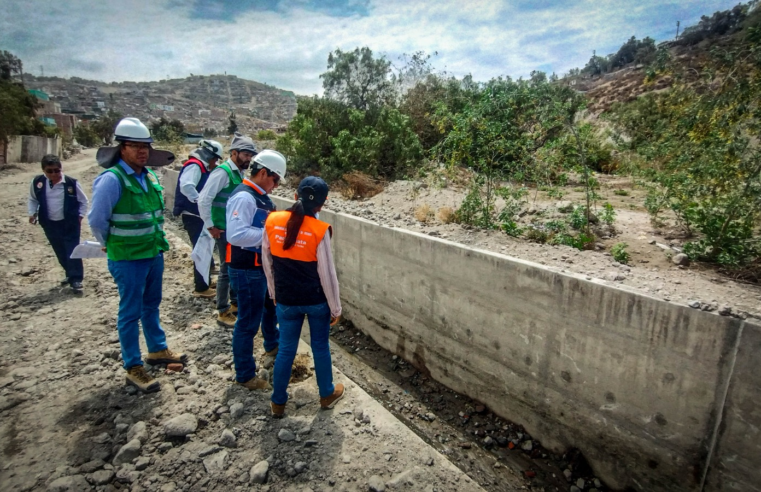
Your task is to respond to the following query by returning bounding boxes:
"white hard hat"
[114,117,153,143]
[199,139,223,159]
[253,149,287,182]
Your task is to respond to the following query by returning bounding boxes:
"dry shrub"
[340,171,385,200]
[415,203,433,223]
[438,206,455,223]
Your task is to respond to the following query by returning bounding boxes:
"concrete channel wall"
[269,196,761,492]
[1,135,61,165]
[161,169,760,492]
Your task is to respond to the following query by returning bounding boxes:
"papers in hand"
[191,229,215,286]
[70,241,107,259]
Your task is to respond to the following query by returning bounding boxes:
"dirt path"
[0,151,494,492]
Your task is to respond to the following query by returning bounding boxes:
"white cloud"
[0,0,744,94]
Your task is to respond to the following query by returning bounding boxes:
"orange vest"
[265,211,332,306]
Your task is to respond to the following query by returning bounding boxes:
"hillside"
[21,73,297,134]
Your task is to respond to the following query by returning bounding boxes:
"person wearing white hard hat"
[197,132,257,327]
[225,149,287,390]
[88,117,187,393]
[172,139,224,298]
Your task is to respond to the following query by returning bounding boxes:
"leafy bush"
[611,242,630,264]
[600,202,616,226]
[74,125,99,147]
[150,117,184,144]
[257,129,278,140]
[569,206,588,230]
[613,189,629,196]
[524,227,549,243]
[551,232,595,250]
[501,221,524,237]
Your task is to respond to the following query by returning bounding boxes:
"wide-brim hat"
[96,145,175,169]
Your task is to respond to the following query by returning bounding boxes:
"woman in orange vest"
[262,177,344,417]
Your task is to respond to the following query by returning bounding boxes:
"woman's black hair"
[284,200,315,250]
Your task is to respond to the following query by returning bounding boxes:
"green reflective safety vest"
[210,160,243,229]
[105,165,170,261]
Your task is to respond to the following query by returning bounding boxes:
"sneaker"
[125,366,160,393]
[270,401,285,418]
[238,377,271,391]
[145,349,188,366]
[229,304,238,315]
[192,288,215,299]
[70,281,83,294]
[261,346,279,369]
[217,309,236,328]
[320,383,345,409]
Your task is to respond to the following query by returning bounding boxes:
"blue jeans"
[108,254,168,369]
[229,267,279,383]
[271,302,334,405]
[42,219,83,283]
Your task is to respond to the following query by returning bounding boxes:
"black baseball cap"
[298,176,329,209]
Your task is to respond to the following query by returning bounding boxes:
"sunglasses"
[43,168,62,174]
[124,143,151,150]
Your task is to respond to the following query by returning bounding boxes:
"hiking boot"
[209,280,217,289]
[238,377,271,391]
[270,401,285,418]
[320,383,345,409]
[145,349,187,366]
[261,346,279,369]
[217,309,236,328]
[125,366,160,393]
[192,288,215,299]
[71,281,83,294]
[229,304,238,315]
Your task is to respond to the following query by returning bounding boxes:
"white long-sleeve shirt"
[197,160,244,230]
[28,174,89,220]
[262,227,342,318]
[226,180,266,249]
[178,164,203,213]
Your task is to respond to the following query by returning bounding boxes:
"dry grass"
[340,171,385,200]
[438,206,456,224]
[415,203,434,223]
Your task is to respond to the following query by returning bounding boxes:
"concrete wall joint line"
[699,320,745,492]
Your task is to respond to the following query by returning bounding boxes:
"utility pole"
[676,21,680,39]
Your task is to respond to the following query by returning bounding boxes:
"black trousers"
[42,219,83,284]
[181,214,214,292]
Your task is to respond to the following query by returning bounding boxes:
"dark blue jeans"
[271,302,334,405]
[42,219,83,283]
[229,266,279,383]
[108,254,168,369]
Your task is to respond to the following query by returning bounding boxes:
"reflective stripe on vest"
[210,160,243,228]
[105,165,169,261]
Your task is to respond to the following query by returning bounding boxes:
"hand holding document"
[192,229,215,286]
[70,240,107,259]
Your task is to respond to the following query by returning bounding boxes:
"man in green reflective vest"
[88,117,187,393]
[198,132,256,327]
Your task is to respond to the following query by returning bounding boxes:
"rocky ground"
[0,151,504,492]
[273,175,760,321]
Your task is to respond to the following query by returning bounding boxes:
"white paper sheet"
[70,241,107,259]
[191,229,215,286]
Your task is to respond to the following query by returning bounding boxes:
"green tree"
[321,47,395,110]
[0,50,23,81]
[227,112,238,134]
[0,81,42,146]
[73,124,99,147]
[151,117,185,143]
[91,110,123,145]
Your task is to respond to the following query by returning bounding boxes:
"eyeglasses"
[43,168,62,174]
[124,143,151,150]
[267,170,281,185]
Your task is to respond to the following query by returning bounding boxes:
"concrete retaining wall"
[3,136,61,164]
[269,196,760,492]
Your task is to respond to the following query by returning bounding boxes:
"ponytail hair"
[283,200,306,250]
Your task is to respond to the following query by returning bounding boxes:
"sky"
[0,0,745,95]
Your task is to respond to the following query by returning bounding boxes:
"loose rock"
[163,413,198,437]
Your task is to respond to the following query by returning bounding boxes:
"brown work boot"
[261,346,279,369]
[217,308,236,327]
[192,288,216,299]
[145,349,188,366]
[238,377,271,391]
[270,401,285,418]
[320,383,345,409]
[125,366,160,393]
[229,304,238,315]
